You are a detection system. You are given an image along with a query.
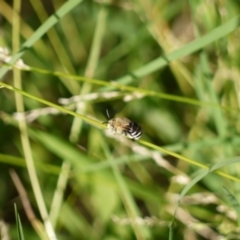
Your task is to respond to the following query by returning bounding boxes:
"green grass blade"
[0,0,83,80]
[0,81,103,129]
[223,187,240,227]
[102,141,151,240]
[115,15,240,84]
[14,204,25,240]
[169,157,240,237]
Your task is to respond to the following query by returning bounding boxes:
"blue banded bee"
[104,110,142,140]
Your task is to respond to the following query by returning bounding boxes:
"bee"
[104,110,142,140]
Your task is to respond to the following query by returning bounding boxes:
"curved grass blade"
[170,156,240,235]
[223,187,240,227]
[179,156,240,203]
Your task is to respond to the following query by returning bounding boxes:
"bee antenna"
[106,109,111,119]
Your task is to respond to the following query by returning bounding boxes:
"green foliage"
[1,0,240,239]
[14,204,25,240]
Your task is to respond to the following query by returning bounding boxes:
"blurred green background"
[1,0,240,239]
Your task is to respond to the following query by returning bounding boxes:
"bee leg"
[124,131,128,136]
